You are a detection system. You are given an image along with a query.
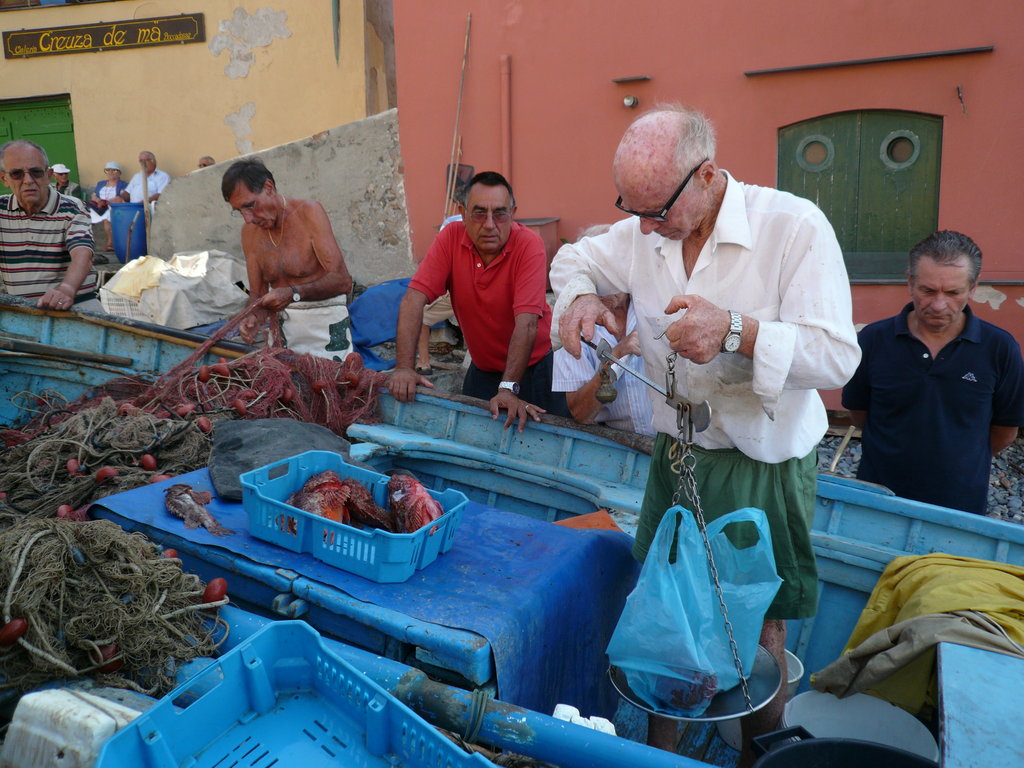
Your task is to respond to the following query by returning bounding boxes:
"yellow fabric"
[846,554,1024,649]
[821,553,1024,715]
[104,255,167,298]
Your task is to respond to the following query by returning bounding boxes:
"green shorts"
[633,433,819,620]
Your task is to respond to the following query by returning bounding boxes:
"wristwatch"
[498,381,520,395]
[721,311,743,353]
[290,285,301,304]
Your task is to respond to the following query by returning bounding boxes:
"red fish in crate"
[287,471,396,530]
[287,471,351,523]
[387,474,444,534]
[341,478,397,532]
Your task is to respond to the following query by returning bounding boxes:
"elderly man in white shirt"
[120,151,171,203]
[550,104,860,763]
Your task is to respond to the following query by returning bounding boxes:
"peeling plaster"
[209,7,291,78]
[225,102,256,154]
[1018,297,1024,309]
[974,285,1008,310]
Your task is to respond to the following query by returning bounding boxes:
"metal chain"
[666,352,753,712]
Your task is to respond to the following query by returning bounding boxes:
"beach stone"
[209,418,354,500]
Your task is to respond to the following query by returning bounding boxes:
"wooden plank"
[938,642,1024,767]
[0,336,133,366]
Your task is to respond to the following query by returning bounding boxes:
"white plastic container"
[716,649,804,750]
[782,690,939,761]
[0,688,143,768]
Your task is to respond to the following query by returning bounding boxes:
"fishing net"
[0,304,387,527]
[0,398,211,525]
[0,517,226,696]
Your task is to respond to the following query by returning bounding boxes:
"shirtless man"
[221,158,354,359]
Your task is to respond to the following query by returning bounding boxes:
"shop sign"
[3,14,205,59]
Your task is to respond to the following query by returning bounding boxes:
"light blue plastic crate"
[96,621,491,768]
[239,451,467,583]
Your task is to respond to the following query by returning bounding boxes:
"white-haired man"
[550,104,860,763]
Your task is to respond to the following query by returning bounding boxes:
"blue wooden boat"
[3,297,1024,767]
[0,293,249,422]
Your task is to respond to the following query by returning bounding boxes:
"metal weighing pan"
[609,645,781,722]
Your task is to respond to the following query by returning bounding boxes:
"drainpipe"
[500,54,512,183]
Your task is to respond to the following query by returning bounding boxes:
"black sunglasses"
[615,158,708,222]
[5,167,47,181]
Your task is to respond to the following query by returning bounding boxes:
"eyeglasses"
[5,167,47,181]
[468,209,511,224]
[231,201,258,218]
[231,198,263,218]
[614,158,708,222]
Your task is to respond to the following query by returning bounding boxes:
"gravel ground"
[817,433,1024,524]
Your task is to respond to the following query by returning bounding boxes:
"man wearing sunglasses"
[0,140,99,311]
[390,171,569,431]
[550,105,860,762]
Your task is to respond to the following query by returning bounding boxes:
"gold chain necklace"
[267,196,287,247]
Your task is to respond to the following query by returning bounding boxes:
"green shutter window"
[778,110,941,281]
[0,95,80,185]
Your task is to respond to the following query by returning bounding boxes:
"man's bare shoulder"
[288,197,327,219]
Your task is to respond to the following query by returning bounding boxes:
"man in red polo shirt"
[390,171,568,430]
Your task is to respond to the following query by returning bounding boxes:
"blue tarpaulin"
[348,278,409,370]
[93,469,639,717]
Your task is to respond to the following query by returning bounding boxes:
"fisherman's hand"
[238,313,261,344]
[613,330,641,359]
[559,294,621,358]
[38,283,75,311]
[389,366,432,402]
[258,287,293,312]
[490,389,545,433]
[662,294,730,364]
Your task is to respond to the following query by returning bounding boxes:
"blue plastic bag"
[606,506,782,716]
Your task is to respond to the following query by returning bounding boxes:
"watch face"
[724,334,741,353]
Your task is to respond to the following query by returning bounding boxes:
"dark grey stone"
[209,418,354,500]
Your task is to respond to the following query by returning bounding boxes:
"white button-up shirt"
[549,172,860,463]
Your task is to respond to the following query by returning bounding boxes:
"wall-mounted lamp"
[623,95,639,108]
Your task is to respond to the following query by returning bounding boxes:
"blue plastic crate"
[239,451,468,583]
[96,621,490,768]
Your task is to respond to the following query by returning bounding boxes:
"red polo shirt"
[409,222,552,373]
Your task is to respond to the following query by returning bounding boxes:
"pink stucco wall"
[394,1,1024,410]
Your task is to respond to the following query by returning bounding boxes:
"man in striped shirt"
[1,139,99,311]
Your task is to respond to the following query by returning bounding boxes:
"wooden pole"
[443,13,472,222]
[140,156,151,253]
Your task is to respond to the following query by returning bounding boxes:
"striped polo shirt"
[0,189,97,300]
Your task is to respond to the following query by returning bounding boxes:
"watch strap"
[721,310,743,353]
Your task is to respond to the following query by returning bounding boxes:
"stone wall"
[149,109,413,288]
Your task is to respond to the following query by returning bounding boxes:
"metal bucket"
[752,726,938,768]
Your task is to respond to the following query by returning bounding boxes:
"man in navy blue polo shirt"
[843,230,1024,515]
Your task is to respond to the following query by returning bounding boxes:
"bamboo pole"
[443,13,472,222]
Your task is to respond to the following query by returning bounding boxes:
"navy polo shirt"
[842,303,1024,515]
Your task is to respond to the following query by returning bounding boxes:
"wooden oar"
[0,337,133,367]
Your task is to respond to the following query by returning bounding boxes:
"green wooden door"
[0,96,80,186]
[779,110,941,280]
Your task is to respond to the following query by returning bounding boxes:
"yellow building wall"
[0,0,371,181]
